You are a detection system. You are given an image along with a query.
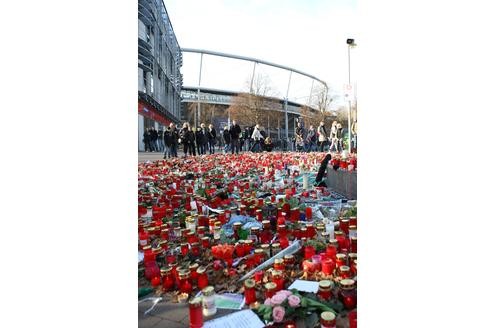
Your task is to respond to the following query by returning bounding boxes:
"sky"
[165,0,357,109]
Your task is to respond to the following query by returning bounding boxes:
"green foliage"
[343,206,357,217]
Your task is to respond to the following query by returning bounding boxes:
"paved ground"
[138,297,237,328]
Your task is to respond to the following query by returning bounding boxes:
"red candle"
[322,259,336,275]
[271,270,284,291]
[189,297,203,328]
[318,280,333,301]
[305,207,312,220]
[254,270,264,283]
[336,254,347,268]
[161,267,175,291]
[190,242,201,257]
[326,244,337,259]
[304,245,315,260]
[244,279,257,305]
[178,271,192,294]
[197,266,209,290]
[340,218,350,235]
[279,236,289,249]
[180,243,189,256]
[349,310,357,328]
[264,282,277,298]
[339,279,357,310]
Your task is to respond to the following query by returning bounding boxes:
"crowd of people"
[142,119,354,158]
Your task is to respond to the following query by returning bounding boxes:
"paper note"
[204,309,264,328]
[288,279,319,293]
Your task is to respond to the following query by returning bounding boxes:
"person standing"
[305,125,316,152]
[198,123,209,155]
[157,128,164,152]
[208,124,217,154]
[169,123,179,157]
[162,125,171,158]
[223,126,231,153]
[229,120,242,154]
[336,123,344,152]
[150,126,158,152]
[295,122,305,152]
[317,121,328,152]
[328,121,339,152]
[143,128,152,152]
[180,123,191,157]
[250,124,263,152]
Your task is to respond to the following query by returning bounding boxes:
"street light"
[346,38,356,153]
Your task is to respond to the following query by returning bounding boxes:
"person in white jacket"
[251,124,263,152]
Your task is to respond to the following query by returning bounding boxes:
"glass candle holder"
[190,242,201,257]
[189,263,199,283]
[320,311,336,328]
[322,258,336,275]
[305,207,313,220]
[244,239,253,255]
[254,249,265,264]
[254,270,264,283]
[304,245,316,260]
[279,236,289,249]
[274,258,285,271]
[339,265,352,279]
[318,280,334,301]
[271,270,284,291]
[351,237,357,253]
[306,223,316,239]
[339,279,357,310]
[196,266,209,289]
[161,267,175,291]
[189,297,203,328]
[335,253,347,268]
[201,236,210,249]
[233,222,242,240]
[201,286,217,317]
[180,243,189,257]
[178,270,193,295]
[264,282,277,298]
[340,219,350,235]
[284,254,295,267]
[244,279,257,305]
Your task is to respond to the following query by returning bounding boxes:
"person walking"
[223,126,231,153]
[229,120,242,154]
[250,124,263,152]
[317,121,328,152]
[208,124,217,154]
[143,128,152,152]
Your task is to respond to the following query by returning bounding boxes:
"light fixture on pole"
[346,38,356,153]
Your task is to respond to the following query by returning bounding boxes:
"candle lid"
[254,249,264,254]
[189,263,199,270]
[196,266,207,274]
[348,253,357,260]
[272,243,280,248]
[336,253,347,260]
[160,267,172,274]
[189,297,202,308]
[341,219,349,223]
[340,265,351,272]
[335,231,344,236]
[351,237,357,242]
[265,282,277,290]
[271,270,282,277]
[349,225,357,230]
[202,286,215,297]
[142,245,151,250]
[244,279,255,288]
[321,311,336,322]
[284,254,294,260]
[261,244,269,249]
[340,279,356,289]
[319,280,333,289]
[262,220,270,225]
[274,258,284,265]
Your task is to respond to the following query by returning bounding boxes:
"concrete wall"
[326,169,357,200]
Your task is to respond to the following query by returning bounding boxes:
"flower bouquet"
[211,244,235,267]
[256,289,343,327]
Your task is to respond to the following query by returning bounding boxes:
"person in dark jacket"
[208,124,217,154]
[143,128,152,152]
[229,120,242,154]
[150,127,158,152]
[163,126,171,159]
[223,126,231,153]
[157,129,164,152]
[180,123,194,157]
[198,123,209,155]
[305,125,316,152]
[169,123,179,158]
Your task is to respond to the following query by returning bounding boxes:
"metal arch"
[181,48,328,90]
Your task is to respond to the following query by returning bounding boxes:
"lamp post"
[346,38,356,153]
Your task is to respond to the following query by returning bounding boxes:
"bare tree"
[228,73,279,127]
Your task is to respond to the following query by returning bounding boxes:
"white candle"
[303,174,309,190]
